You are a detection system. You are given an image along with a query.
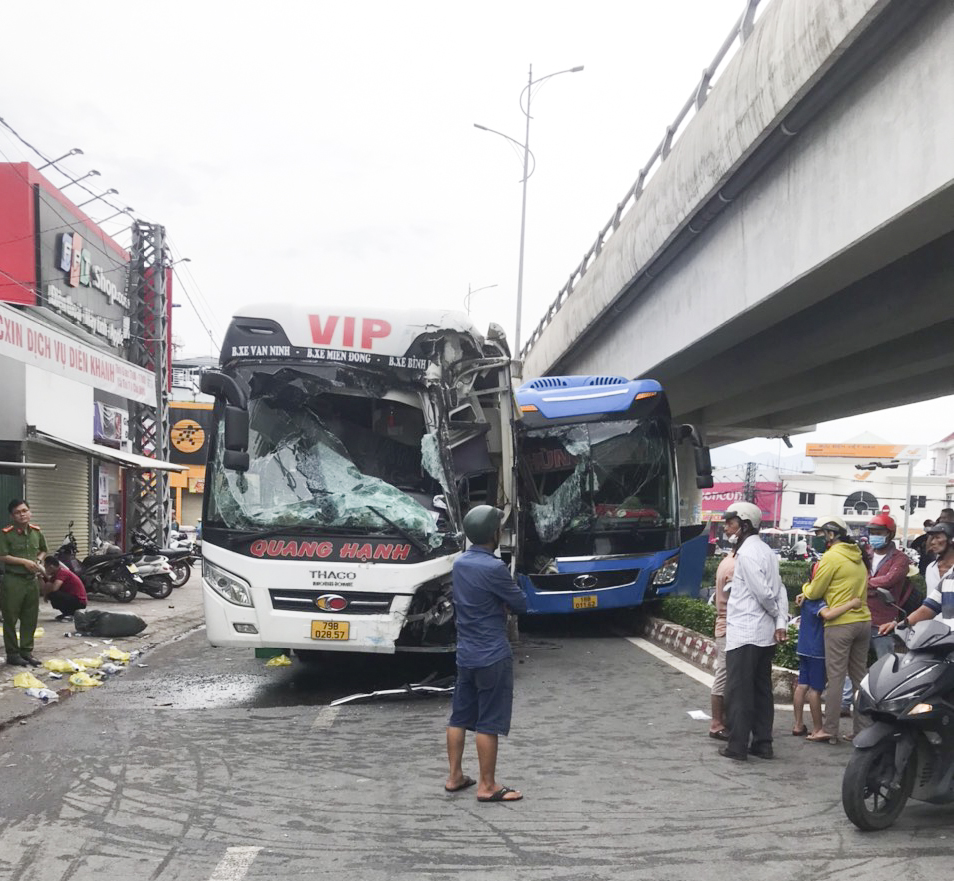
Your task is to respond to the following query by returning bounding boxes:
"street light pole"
[475,63,583,355]
[465,282,498,315]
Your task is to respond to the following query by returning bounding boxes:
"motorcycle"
[842,588,954,830]
[90,534,174,600]
[54,525,142,604]
[129,530,194,589]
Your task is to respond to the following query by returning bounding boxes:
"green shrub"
[779,561,811,602]
[772,624,800,670]
[657,596,716,637]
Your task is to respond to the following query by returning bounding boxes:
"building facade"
[0,163,182,553]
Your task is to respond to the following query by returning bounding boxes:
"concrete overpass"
[521,0,954,446]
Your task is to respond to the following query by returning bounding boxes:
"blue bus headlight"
[203,560,253,607]
[652,556,679,586]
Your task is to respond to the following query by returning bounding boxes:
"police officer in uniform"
[0,499,47,666]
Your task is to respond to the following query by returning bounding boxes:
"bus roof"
[516,376,664,420]
[221,303,485,362]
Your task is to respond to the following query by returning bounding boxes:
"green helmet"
[463,505,503,545]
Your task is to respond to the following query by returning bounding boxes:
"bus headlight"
[652,556,679,586]
[203,560,253,607]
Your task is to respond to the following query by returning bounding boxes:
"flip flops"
[791,726,809,737]
[444,776,477,792]
[805,733,838,744]
[477,786,523,803]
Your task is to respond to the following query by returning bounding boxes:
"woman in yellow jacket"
[801,515,870,743]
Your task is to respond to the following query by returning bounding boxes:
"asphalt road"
[1,614,952,881]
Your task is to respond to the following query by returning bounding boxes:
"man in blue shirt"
[445,505,527,803]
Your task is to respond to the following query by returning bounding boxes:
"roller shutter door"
[24,443,90,557]
[181,492,203,528]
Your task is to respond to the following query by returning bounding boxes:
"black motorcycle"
[842,588,954,830]
[54,525,142,604]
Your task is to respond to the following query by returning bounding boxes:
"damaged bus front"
[515,376,712,615]
[199,304,514,658]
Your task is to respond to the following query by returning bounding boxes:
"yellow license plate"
[311,620,350,640]
[572,595,597,610]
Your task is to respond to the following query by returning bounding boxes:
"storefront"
[168,401,213,527]
[0,162,183,551]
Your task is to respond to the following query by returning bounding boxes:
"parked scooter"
[129,530,193,589]
[842,588,954,830]
[54,525,142,604]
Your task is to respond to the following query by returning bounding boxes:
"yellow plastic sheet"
[264,654,292,667]
[43,658,79,673]
[68,672,103,687]
[103,647,131,663]
[13,672,46,689]
[71,657,103,669]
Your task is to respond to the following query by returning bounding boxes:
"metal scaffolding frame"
[125,221,171,546]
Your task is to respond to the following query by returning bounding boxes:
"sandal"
[805,733,837,744]
[708,729,730,741]
[791,726,809,737]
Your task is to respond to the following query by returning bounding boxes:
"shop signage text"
[0,303,156,406]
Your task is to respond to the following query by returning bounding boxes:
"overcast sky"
[3,0,952,455]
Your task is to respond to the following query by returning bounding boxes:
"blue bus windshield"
[520,416,676,558]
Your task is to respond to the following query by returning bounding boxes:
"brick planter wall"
[640,616,798,702]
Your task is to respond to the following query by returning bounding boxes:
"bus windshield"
[521,417,676,555]
[207,366,449,549]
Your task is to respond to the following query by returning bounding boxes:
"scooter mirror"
[876,587,896,605]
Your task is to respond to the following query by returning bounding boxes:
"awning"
[33,432,188,472]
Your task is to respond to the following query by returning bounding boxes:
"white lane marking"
[209,846,262,881]
[626,637,793,712]
[312,706,340,729]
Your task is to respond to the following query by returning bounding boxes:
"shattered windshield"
[207,368,450,549]
[521,418,676,547]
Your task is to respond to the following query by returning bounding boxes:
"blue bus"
[514,376,712,614]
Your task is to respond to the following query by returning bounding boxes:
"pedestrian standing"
[0,499,47,666]
[802,515,870,744]
[445,505,528,802]
[864,513,911,660]
[708,549,734,741]
[720,502,788,762]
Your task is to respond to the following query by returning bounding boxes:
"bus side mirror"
[200,370,248,409]
[679,423,713,488]
[223,450,249,471]
[224,405,248,452]
[695,446,713,489]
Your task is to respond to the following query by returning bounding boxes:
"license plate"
[126,564,138,574]
[573,595,597,610]
[311,620,350,640]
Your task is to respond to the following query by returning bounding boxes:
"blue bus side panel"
[662,532,707,600]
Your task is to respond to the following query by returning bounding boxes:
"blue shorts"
[448,657,514,736]
[798,656,826,692]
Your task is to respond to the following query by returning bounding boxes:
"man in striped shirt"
[720,502,789,761]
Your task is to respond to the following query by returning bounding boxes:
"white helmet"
[813,515,849,535]
[724,502,762,530]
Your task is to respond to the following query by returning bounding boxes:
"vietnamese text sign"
[0,303,156,406]
[806,443,926,461]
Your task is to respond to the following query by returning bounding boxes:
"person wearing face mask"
[864,513,912,659]
[719,502,788,761]
[801,516,870,743]
[880,521,954,637]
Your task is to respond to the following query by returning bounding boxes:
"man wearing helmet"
[802,516,870,743]
[444,505,528,802]
[864,513,913,659]
[879,520,954,636]
[719,501,788,761]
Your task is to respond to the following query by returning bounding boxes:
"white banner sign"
[0,303,156,406]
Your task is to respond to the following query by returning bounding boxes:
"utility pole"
[743,462,757,504]
[126,221,171,546]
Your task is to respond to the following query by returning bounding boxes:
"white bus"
[199,304,514,659]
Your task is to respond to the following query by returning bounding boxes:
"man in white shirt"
[721,502,789,761]
[880,521,954,636]
[793,537,808,558]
